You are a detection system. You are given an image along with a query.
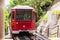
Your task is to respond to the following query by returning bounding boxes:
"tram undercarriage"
[12,32,36,40]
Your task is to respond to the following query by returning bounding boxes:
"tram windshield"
[16,9,32,20]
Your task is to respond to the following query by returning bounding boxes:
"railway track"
[19,36,31,40]
[13,34,36,40]
[13,36,33,40]
[11,33,49,40]
[6,31,49,40]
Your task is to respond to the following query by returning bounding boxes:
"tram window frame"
[11,11,14,20]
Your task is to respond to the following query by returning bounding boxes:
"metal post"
[47,27,49,37]
[57,25,59,37]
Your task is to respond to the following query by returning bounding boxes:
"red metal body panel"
[12,20,35,31]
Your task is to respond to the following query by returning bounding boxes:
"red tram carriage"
[9,6,36,39]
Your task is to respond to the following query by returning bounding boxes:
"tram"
[9,6,36,40]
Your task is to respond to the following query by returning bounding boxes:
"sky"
[5,0,9,6]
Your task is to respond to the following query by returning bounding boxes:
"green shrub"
[4,8,9,34]
[52,10,60,15]
[36,22,39,27]
[41,15,48,21]
[50,34,57,38]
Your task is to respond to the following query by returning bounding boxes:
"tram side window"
[12,11,14,20]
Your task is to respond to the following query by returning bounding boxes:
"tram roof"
[12,5,34,9]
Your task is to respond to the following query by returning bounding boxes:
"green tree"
[4,8,9,34]
[10,0,53,21]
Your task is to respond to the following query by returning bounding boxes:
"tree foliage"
[41,15,48,21]
[4,8,9,34]
[52,10,60,15]
[10,0,53,21]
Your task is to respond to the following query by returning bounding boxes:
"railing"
[40,25,59,38]
[33,33,49,40]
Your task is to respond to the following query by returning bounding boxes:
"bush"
[52,10,60,15]
[41,15,48,21]
[35,22,39,27]
[4,8,9,34]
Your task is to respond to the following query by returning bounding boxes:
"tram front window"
[16,9,32,20]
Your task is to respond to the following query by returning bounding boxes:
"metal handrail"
[33,33,48,40]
